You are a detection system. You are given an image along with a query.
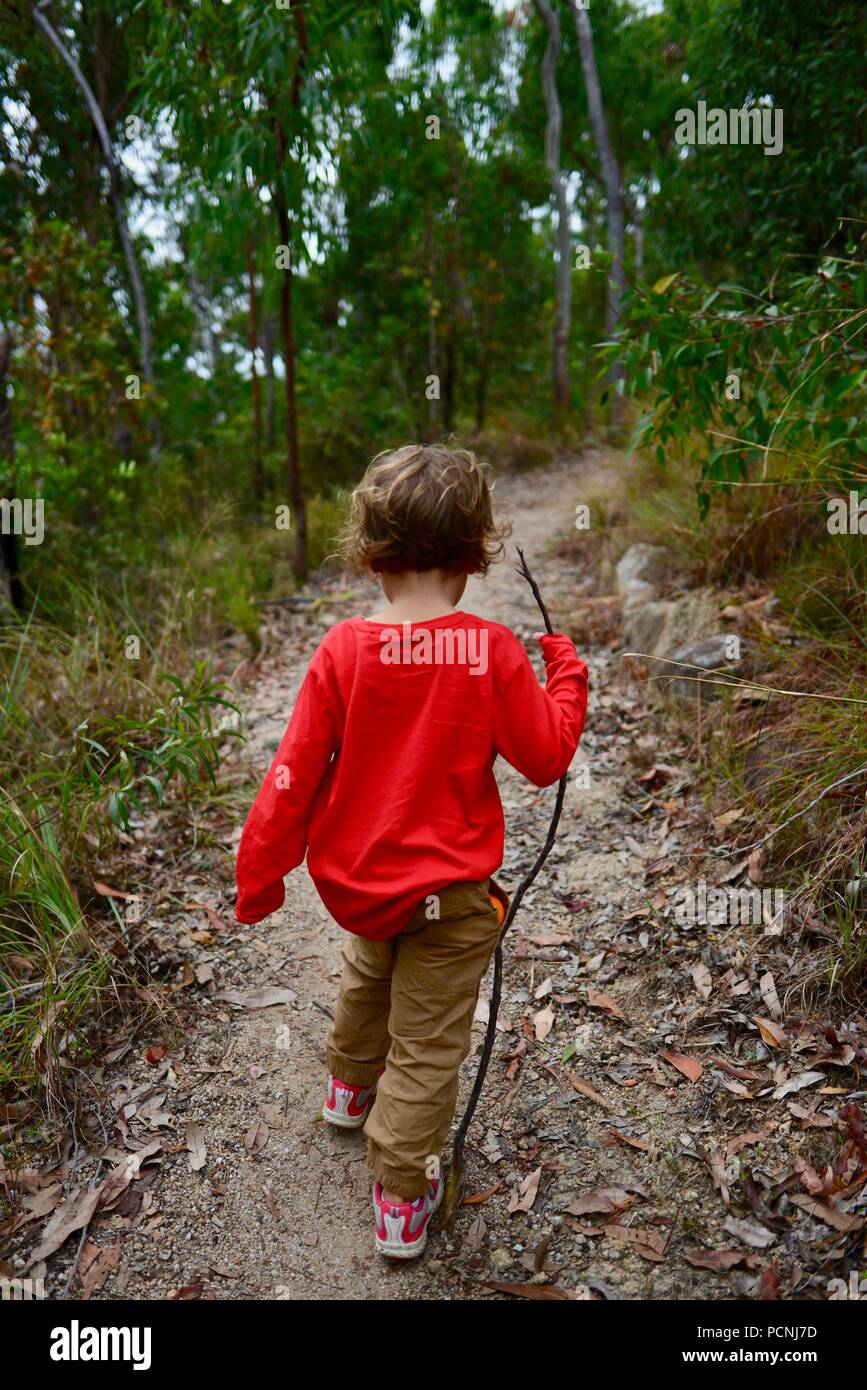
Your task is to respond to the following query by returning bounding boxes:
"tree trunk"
[475,338,490,434]
[0,329,24,613]
[274,199,307,581]
[246,236,265,502]
[633,203,645,283]
[426,206,441,438]
[534,0,571,416]
[443,136,464,435]
[567,0,626,409]
[267,0,309,581]
[263,314,277,450]
[32,2,159,449]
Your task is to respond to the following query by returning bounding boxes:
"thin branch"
[442,548,568,1224]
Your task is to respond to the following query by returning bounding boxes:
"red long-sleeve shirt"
[235,611,588,940]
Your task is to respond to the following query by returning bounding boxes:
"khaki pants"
[326,878,506,1199]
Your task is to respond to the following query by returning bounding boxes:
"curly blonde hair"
[339,443,511,576]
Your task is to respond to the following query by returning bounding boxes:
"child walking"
[235,444,588,1259]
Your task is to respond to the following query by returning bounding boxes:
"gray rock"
[615,544,673,610]
[664,633,752,700]
[623,590,719,660]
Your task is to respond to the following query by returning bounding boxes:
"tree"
[566,0,625,350]
[29,0,158,443]
[533,0,572,415]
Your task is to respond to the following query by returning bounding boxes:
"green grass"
[616,445,867,996]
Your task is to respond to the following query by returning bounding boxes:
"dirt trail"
[26,454,837,1301]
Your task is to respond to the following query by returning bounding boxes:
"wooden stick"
[441,548,569,1225]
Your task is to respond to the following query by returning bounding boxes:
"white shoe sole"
[322,1106,368,1130]
[375,1179,444,1260]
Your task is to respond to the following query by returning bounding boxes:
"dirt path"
[21,454,859,1302]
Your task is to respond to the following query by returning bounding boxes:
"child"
[235,444,588,1259]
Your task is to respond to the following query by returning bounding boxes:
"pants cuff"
[366,1140,434,1200]
[325,1047,383,1088]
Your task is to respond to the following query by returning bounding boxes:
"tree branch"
[441,549,569,1225]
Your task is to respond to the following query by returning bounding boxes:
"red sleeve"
[492,631,588,787]
[235,635,344,924]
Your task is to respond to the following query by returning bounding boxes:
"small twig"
[442,548,568,1225]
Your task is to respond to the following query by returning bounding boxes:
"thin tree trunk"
[263,314,277,450]
[274,198,306,581]
[426,206,441,437]
[0,329,24,613]
[270,0,309,580]
[443,137,464,435]
[246,236,265,502]
[32,1,159,447]
[534,0,571,416]
[475,333,491,434]
[633,203,645,282]
[567,0,626,398]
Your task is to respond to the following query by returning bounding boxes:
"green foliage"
[612,236,867,519]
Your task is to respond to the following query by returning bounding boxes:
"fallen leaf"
[693,963,713,1000]
[792,1155,826,1196]
[722,1079,755,1099]
[244,1119,269,1156]
[787,1102,834,1127]
[186,1122,207,1172]
[685,1248,746,1271]
[466,1214,487,1252]
[9,1183,61,1236]
[507,1167,541,1214]
[602,1223,667,1262]
[92,881,138,901]
[567,1073,610,1108]
[462,1182,503,1206]
[753,1016,789,1049]
[172,1282,204,1300]
[484,1280,572,1301]
[789,1195,863,1233]
[605,1130,653,1154]
[23,1185,102,1270]
[723,1215,777,1249]
[533,1004,555,1042]
[187,901,228,933]
[586,988,628,1023]
[213,988,297,1009]
[725,1130,772,1160]
[712,1057,766,1083]
[78,1241,122,1299]
[759,972,782,1021]
[772,1071,825,1100]
[760,1264,782,1300]
[660,1051,704,1084]
[98,1139,163,1212]
[564,1186,643,1216]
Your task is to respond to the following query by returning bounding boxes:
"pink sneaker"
[372,1176,443,1259]
[323,1073,376,1130]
